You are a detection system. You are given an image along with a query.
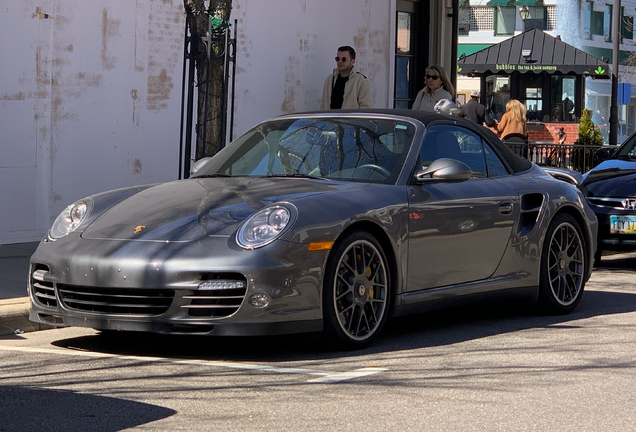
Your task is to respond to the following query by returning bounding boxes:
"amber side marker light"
[308,241,334,251]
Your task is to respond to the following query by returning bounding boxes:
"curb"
[0,297,52,336]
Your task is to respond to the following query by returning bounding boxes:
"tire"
[322,231,391,349]
[537,213,588,314]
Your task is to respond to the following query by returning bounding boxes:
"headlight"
[237,204,295,249]
[49,200,92,240]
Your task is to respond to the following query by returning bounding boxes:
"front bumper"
[28,236,326,336]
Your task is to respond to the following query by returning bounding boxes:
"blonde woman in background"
[411,65,456,111]
[496,99,528,140]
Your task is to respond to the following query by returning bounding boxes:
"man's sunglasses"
[335,57,350,62]
[425,74,440,80]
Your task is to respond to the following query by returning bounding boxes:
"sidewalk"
[0,241,49,336]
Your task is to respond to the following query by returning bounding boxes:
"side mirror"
[189,157,214,177]
[416,158,471,183]
[596,146,616,162]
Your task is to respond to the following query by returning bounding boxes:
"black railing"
[504,142,603,173]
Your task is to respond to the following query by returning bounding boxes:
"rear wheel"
[322,231,390,349]
[538,213,587,314]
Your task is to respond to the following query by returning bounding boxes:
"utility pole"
[609,0,621,146]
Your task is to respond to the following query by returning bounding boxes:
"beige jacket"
[321,66,374,109]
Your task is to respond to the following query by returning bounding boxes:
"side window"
[420,125,487,178]
[484,142,509,177]
[420,125,511,178]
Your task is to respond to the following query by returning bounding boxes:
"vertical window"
[494,6,516,36]
[584,1,592,39]
[395,11,413,109]
[621,9,633,41]
[395,1,424,109]
[459,4,470,35]
[523,6,546,31]
[485,76,510,121]
[604,4,613,42]
[550,76,576,122]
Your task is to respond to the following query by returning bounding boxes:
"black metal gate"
[179,15,236,179]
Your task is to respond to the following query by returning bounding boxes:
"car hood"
[82,177,361,242]
[581,159,636,197]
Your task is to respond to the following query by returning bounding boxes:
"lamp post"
[609,0,621,146]
[519,6,530,31]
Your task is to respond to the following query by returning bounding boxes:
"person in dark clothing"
[460,90,495,127]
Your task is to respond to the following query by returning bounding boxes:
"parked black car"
[581,134,636,262]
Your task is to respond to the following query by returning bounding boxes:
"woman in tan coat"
[496,99,528,140]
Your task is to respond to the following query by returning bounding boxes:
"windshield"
[193,117,416,184]
[616,134,636,160]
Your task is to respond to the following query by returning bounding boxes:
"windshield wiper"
[191,173,233,178]
[266,173,327,180]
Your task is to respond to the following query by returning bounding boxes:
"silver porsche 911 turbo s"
[28,109,597,348]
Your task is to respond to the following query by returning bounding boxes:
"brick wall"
[527,122,579,144]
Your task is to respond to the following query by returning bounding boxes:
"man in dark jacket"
[460,90,495,127]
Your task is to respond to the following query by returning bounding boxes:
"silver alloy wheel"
[332,239,388,341]
[547,220,585,306]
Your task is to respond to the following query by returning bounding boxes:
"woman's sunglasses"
[425,74,440,80]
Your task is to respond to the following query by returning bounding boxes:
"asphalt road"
[1,253,635,432]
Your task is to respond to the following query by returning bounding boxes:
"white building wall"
[0,1,185,244]
[0,0,406,245]
[229,0,394,138]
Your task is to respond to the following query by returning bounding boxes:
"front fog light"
[249,293,270,308]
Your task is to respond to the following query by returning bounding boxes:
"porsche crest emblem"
[133,225,146,233]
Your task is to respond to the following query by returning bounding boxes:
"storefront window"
[485,75,509,121]
[526,88,542,121]
[550,76,576,122]
[521,75,543,121]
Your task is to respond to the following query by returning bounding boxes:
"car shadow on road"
[51,285,636,363]
[51,252,636,362]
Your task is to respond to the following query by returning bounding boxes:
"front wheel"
[538,213,588,314]
[322,231,391,349]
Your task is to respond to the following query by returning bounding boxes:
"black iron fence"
[504,142,603,174]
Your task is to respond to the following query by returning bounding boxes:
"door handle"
[497,202,513,214]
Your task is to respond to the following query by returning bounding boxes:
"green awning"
[514,0,541,5]
[458,44,492,58]
[486,0,514,6]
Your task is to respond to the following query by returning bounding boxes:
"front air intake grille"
[31,269,57,308]
[58,285,174,316]
[182,286,247,318]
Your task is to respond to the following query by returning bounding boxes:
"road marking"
[0,345,387,383]
[308,367,389,384]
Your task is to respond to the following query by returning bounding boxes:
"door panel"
[406,177,517,290]
[405,123,518,291]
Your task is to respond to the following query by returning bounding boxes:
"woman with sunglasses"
[412,65,456,111]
